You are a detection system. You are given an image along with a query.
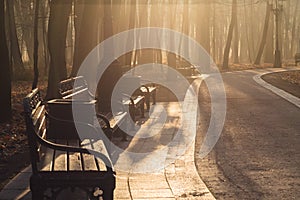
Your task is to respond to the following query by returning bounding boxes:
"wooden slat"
[62,87,89,99]
[81,139,107,171]
[52,140,67,171]
[80,139,99,171]
[110,112,127,130]
[32,105,45,126]
[98,112,127,129]
[39,142,55,171]
[67,140,83,171]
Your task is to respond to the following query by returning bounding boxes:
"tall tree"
[166,0,177,67]
[264,4,274,64]
[6,0,24,78]
[0,0,12,122]
[71,0,100,76]
[290,0,299,56]
[97,0,124,112]
[17,0,34,67]
[197,1,211,55]
[46,0,72,99]
[254,2,271,65]
[223,0,237,69]
[233,13,239,63]
[32,0,40,89]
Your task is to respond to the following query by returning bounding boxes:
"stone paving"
[0,78,215,200]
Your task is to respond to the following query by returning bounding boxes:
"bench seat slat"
[39,145,55,172]
[81,139,103,171]
[81,139,107,171]
[67,140,83,171]
[53,140,67,171]
[108,112,127,130]
[62,88,90,100]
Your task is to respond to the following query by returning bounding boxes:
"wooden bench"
[123,94,145,121]
[119,75,157,112]
[139,83,156,111]
[23,88,115,200]
[58,76,128,135]
[59,76,146,123]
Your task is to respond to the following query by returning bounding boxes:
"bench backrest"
[23,88,47,174]
[58,76,92,100]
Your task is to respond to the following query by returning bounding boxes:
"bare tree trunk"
[211,2,216,61]
[243,0,252,63]
[167,0,177,71]
[0,0,11,122]
[41,0,49,77]
[6,0,24,77]
[249,0,256,62]
[71,0,100,76]
[264,6,274,64]
[283,0,291,59]
[291,0,299,56]
[32,0,39,89]
[223,0,237,69]
[197,1,210,55]
[254,2,271,65]
[233,18,239,63]
[17,0,34,67]
[97,0,123,112]
[46,0,72,99]
[124,0,136,67]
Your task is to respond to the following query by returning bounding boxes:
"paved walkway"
[0,78,215,200]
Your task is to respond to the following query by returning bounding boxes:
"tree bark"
[71,0,100,76]
[290,0,299,56]
[0,0,12,122]
[124,0,136,67]
[233,14,239,64]
[223,0,237,69]
[264,4,274,63]
[41,0,50,77]
[197,2,210,55]
[254,2,271,65]
[7,0,24,77]
[17,0,34,67]
[46,0,72,99]
[32,0,40,89]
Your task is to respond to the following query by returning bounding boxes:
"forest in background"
[0,0,299,122]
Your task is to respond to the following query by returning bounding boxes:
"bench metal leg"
[140,99,145,118]
[152,90,156,105]
[129,105,136,122]
[145,93,150,111]
[102,190,114,200]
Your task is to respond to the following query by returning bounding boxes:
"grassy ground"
[279,70,300,85]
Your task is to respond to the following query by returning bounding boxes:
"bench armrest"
[121,93,135,105]
[96,113,112,130]
[30,122,114,171]
[140,85,150,93]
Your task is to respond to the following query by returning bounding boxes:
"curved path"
[196,67,300,200]
[1,67,298,199]
[0,78,215,200]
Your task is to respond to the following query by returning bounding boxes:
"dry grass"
[279,71,300,85]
